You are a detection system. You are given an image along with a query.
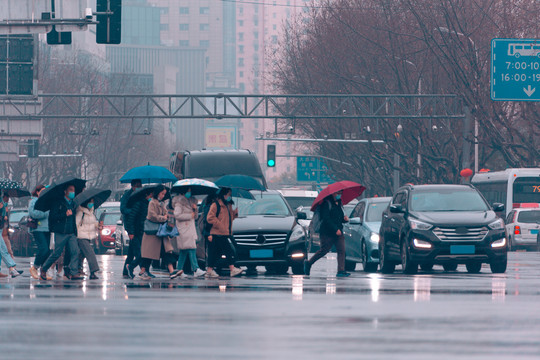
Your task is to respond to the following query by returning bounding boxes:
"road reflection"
[291,275,303,300]
[368,273,381,302]
[414,276,432,302]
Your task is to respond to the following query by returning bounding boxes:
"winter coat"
[320,197,347,237]
[76,206,99,240]
[141,199,173,260]
[124,198,148,237]
[120,188,134,221]
[28,197,49,232]
[48,198,77,235]
[172,195,198,250]
[207,198,238,236]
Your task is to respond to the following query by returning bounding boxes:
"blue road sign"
[297,156,333,183]
[491,39,540,101]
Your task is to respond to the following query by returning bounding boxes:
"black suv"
[379,184,507,274]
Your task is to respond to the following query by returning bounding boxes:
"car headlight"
[491,238,506,248]
[370,232,380,243]
[488,219,504,230]
[101,228,111,236]
[289,226,305,243]
[409,219,433,231]
[8,228,14,233]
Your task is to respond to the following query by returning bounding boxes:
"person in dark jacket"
[304,190,350,277]
[40,184,83,280]
[124,190,151,279]
[120,179,141,277]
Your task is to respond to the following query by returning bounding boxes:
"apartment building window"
[160,7,169,15]
[254,44,259,51]
[254,20,258,26]
[238,58,244,66]
[238,32,244,41]
[200,7,210,15]
[239,20,244,26]
[179,24,189,31]
[273,24,277,30]
[272,35,278,44]
[179,40,189,47]
[273,13,277,18]
[253,31,259,38]
[239,83,245,92]
[200,24,210,31]
[239,7,243,15]
[239,45,244,53]
[160,24,169,31]
[179,7,189,14]
[239,71,244,78]
[200,40,210,47]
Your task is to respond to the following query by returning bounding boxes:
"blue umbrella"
[215,174,266,191]
[171,178,218,196]
[119,165,177,184]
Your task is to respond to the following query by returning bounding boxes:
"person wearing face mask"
[28,185,50,279]
[120,179,142,277]
[170,187,206,279]
[124,189,152,279]
[40,184,83,281]
[304,190,350,277]
[205,187,242,278]
[75,198,102,279]
[139,185,176,280]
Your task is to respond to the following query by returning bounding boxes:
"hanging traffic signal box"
[96,0,122,44]
[267,145,276,167]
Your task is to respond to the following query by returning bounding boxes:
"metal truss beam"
[0,94,465,120]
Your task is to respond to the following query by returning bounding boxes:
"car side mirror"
[116,220,123,225]
[389,204,405,214]
[349,217,361,225]
[296,211,307,220]
[492,203,505,213]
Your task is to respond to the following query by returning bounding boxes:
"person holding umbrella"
[120,179,142,277]
[40,184,84,281]
[28,185,51,279]
[205,187,243,278]
[304,181,366,277]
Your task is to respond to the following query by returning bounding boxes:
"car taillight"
[514,226,521,235]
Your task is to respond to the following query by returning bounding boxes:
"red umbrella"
[310,181,366,211]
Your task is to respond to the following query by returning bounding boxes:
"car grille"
[432,226,488,242]
[234,233,288,246]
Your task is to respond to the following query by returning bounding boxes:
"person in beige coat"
[205,187,243,278]
[171,188,205,278]
[139,185,178,280]
[75,199,102,279]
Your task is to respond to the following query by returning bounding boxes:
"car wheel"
[379,243,395,274]
[465,261,482,273]
[420,263,434,272]
[361,242,377,272]
[490,258,507,273]
[507,237,513,251]
[443,263,458,271]
[401,240,418,274]
[345,260,356,272]
[291,263,304,275]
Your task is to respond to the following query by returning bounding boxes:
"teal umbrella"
[215,174,266,191]
[119,165,177,184]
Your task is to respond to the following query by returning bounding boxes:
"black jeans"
[42,233,80,275]
[308,234,345,272]
[124,234,142,274]
[141,253,175,272]
[32,231,51,267]
[207,235,235,268]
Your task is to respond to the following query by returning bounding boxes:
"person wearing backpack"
[205,187,242,278]
[304,190,350,277]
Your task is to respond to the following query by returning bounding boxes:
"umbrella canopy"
[310,181,366,211]
[215,174,266,191]
[35,177,87,212]
[74,188,112,209]
[127,185,170,208]
[119,165,177,184]
[171,178,218,196]
[0,178,31,198]
[231,188,255,200]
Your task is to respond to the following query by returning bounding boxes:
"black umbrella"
[0,178,31,198]
[35,177,86,212]
[127,185,170,208]
[74,188,112,209]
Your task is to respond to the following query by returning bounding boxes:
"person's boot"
[303,260,311,276]
[30,266,39,279]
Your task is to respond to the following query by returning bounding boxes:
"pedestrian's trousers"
[32,231,51,267]
[308,234,345,272]
[207,235,234,268]
[42,233,80,275]
[0,232,16,270]
[77,238,100,273]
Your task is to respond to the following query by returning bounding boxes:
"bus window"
[474,182,507,205]
[513,177,540,204]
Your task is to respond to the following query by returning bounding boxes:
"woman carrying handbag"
[139,185,179,280]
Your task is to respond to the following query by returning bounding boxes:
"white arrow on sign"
[523,85,536,97]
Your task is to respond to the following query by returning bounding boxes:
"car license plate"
[250,249,274,258]
[450,245,475,255]
[531,229,539,235]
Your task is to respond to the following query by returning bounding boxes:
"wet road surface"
[1,252,540,359]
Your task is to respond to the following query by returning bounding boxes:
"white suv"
[505,208,540,251]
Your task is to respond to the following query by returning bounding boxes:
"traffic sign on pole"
[296,156,333,183]
[491,38,540,101]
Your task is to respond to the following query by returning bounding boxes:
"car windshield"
[234,193,292,216]
[285,197,317,210]
[9,211,27,224]
[410,188,489,212]
[517,210,540,223]
[296,206,314,219]
[102,213,121,225]
[366,201,390,222]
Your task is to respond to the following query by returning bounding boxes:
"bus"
[471,168,540,216]
[507,43,540,58]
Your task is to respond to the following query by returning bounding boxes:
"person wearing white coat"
[171,188,205,278]
[76,199,102,279]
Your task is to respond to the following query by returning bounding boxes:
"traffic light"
[266,144,276,167]
[96,0,122,44]
[28,139,39,158]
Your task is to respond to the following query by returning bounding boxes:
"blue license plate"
[450,245,475,255]
[249,249,274,258]
[531,229,539,235]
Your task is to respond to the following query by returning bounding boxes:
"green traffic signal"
[266,144,276,167]
[267,159,275,167]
